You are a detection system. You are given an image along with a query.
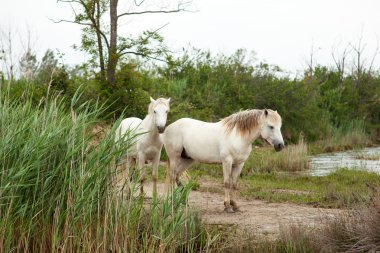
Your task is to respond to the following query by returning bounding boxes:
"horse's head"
[260,109,285,152]
[149,96,171,133]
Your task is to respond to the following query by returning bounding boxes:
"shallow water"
[310,146,380,176]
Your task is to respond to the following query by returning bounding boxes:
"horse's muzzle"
[157,126,165,133]
[274,143,285,152]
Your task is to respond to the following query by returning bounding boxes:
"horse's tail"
[164,157,171,190]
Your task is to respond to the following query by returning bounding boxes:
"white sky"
[1,0,380,74]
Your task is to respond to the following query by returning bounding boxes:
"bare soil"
[144,178,342,238]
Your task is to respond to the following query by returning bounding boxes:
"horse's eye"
[269,126,274,130]
[154,110,157,114]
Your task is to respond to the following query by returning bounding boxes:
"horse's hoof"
[233,207,241,212]
[224,206,234,213]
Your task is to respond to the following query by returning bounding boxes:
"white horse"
[163,109,284,213]
[115,96,171,195]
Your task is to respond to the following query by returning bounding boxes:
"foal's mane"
[148,98,169,114]
[222,109,264,136]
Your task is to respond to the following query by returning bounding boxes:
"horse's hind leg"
[174,158,194,186]
[231,163,244,212]
[166,157,193,187]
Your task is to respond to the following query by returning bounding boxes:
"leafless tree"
[304,42,321,83]
[349,33,380,80]
[331,41,351,87]
[0,28,17,84]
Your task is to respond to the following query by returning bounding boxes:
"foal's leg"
[151,152,161,198]
[137,153,147,195]
[222,159,234,213]
[231,163,244,212]
[123,156,136,187]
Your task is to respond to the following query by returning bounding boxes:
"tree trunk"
[107,0,118,87]
[96,0,106,83]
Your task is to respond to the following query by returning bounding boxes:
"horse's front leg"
[222,158,233,213]
[137,153,147,196]
[151,152,161,198]
[231,163,244,212]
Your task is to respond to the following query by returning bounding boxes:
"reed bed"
[315,120,371,153]
[0,92,214,253]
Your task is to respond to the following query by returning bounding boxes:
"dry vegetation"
[210,193,380,253]
[314,121,371,153]
[354,153,380,160]
[245,137,309,173]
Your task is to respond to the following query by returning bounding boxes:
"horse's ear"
[150,96,156,103]
[264,109,268,117]
[166,98,171,104]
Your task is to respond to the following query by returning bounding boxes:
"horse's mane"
[222,109,264,136]
[148,98,169,114]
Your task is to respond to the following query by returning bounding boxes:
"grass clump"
[314,195,380,253]
[245,194,380,253]
[246,137,309,173]
[0,93,214,252]
[314,120,371,153]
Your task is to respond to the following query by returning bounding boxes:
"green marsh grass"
[240,168,380,208]
[188,166,380,208]
[0,92,214,252]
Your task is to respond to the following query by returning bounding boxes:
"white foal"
[163,109,284,212]
[115,96,171,195]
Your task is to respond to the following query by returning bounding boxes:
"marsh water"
[310,146,380,176]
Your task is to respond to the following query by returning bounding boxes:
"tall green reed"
[0,91,213,252]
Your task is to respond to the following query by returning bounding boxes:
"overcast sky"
[1,0,380,74]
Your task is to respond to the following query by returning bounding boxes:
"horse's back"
[164,118,222,158]
[115,117,143,141]
[167,118,218,130]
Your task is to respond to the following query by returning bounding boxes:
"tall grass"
[0,92,213,252]
[245,137,309,173]
[314,120,371,153]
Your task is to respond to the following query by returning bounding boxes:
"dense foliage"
[2,48,379,143]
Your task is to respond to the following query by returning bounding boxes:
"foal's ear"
[264,109,268,117]
[166,97,171,104]
[150,96,156,103]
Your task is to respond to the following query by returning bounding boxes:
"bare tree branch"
[368,36,379,73]
[51,18,92,26]
[134,0,146,7]
[118,23,169,54]
[119,51,168,63]
[55,0,111,50]
[117,1,191,18]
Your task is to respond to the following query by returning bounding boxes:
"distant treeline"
[2,48,380,143]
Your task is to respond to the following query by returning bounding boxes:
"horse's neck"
[232,124,262,146]
[141,114,158,137]
[247,123,262,143]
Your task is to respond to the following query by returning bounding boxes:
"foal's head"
[260,109,285,152]
[149,97,171,133]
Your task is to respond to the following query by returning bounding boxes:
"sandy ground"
[144,179,342,238]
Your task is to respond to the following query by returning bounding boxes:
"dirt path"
[144,179,342,238]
